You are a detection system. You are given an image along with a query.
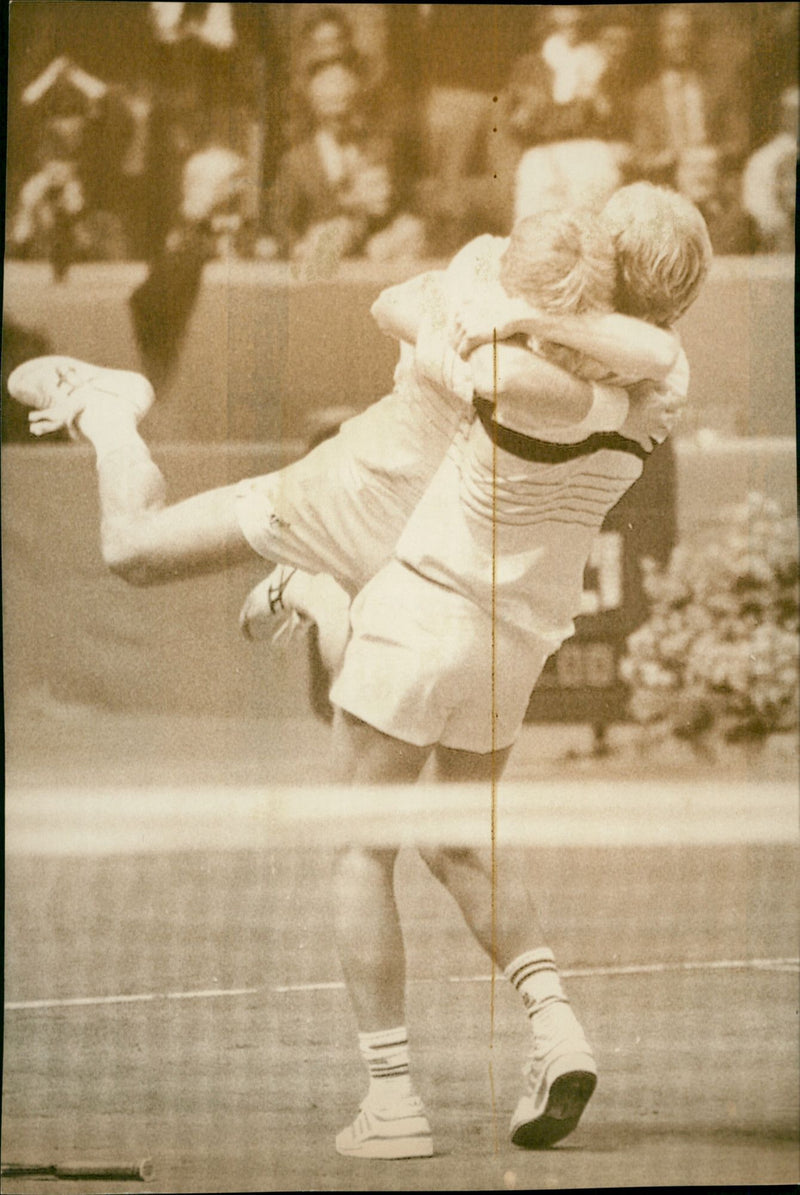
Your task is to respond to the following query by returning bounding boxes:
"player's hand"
[238,576,277,641]
[621,382,687,450]
[452,290,541,358]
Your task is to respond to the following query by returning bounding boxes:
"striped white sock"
[504,948,568,1019]
[358,1026,414,1107]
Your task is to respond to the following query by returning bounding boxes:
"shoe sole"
[511,1070,597,1150]
[8,356,104,409]
[335,1137,434,1160]
[9,356,153,417]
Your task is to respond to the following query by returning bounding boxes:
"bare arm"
[516,309,679,384]
[454,290,679,383]
[469,337,595,429]
[618,348,691,450]
[373,267,630,433]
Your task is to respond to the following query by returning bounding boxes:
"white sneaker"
[510,1006,597,1149]
[8,356,154,438]
[239,566,312,645]
[335,1095,434,1160]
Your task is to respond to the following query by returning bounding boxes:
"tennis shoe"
[335,1094,433,1159]
[239,565,312,645]
[8,355,154,439]
[510,1005,597,1149]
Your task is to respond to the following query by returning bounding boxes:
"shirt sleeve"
[442,234,506,295]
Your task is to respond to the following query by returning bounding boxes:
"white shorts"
[234,394,467,596]
[330,561,561,754]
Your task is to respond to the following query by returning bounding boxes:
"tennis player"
[7,184,701,1161]
[316,186,710,1159]
[7,213,673,597]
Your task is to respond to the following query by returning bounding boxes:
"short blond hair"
[499,209,616,316]
[601,183,712,325]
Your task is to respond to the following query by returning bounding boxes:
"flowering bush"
[620,494,799,742]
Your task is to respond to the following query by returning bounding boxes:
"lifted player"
[8,212,674,598]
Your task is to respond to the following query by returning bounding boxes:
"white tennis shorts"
[234,394,467,596]
[330,560,562,753]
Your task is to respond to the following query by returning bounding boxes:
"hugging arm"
[454,292,680,384]
[619,348,691,450]
[371,271,628,431]
[468,337,601,429]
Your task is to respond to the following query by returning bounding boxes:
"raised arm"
[469,337,629,435]
[454,290,679,384]
[515,309,679,384]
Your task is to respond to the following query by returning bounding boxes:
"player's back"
[394,399,646,643]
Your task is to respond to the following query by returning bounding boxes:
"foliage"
[620,493,799,742]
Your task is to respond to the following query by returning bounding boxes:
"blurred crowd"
[5,2,798,274]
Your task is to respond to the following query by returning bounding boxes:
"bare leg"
[329,709,437,1156]
[330,709,431,1030]
[418,743,549,967]
[331,707,432,786]
[425,744,596,1150]
[332,845,407,1031]
[78,405,254,586]
[9,356,256,585]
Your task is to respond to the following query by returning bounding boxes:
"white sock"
[358,1026,414,1108]
[504,948,568,1019]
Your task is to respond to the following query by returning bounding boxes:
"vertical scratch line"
[489,325,499,1155]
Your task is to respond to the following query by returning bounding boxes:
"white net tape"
[7,780,798,856]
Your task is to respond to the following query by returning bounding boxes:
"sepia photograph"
[2,3,798,1191]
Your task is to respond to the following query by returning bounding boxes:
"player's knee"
[418,845,476,881]
[101,520,159,586]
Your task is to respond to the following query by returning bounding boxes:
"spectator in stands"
[270,55,424,272]
[286,7,411,154]
[129,146,248,387]
[142,2,270,258]
[742,85,798,254]
[589,7,642,144]
[630,5,749,193]
[288,7,365,145]
[398,4,519,252]
[749,2,799,150]
[7,56,133,275]
[676,145,756,254]
[500,7,629,225]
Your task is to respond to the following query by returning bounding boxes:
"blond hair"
[498,209,615,377]
[601,183,712,325]
[499,209,616,316]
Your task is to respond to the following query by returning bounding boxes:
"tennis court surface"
[3,712,798,1191]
